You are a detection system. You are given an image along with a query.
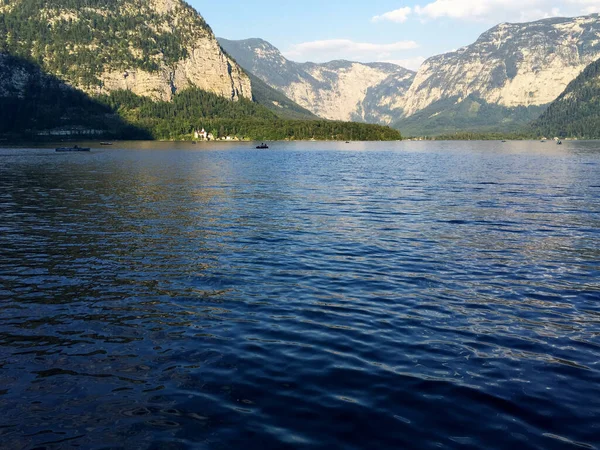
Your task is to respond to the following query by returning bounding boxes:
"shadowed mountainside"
[0,53,150,139]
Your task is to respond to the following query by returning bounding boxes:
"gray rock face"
[397,14,600,118]
[219,38,415,123]
[96,0,252,101]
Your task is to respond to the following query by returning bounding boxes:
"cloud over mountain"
[372,0,600,24]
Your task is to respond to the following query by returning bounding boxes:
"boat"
[501,140,507,143]
[557,140,563,145]
[100,142,113,146]
[55,145,91,152]
[256,143,269,149]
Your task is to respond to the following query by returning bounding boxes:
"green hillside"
[394,95,546,137]
[0,0,210,87]
[532,58,600,138]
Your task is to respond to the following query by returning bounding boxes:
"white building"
[194,128,209,140]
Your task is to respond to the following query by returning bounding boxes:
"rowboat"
[56,146,91,152]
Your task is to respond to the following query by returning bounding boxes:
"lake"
[0,140,599,449]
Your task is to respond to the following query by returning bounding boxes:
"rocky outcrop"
[2,0,252,102]
[219,38,415,122]
[397,14,600,118]
[96,40,251,101]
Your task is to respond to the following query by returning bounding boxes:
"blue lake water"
[0,140,599,449]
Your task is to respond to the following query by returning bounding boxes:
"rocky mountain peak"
[396,13,600,119]
[1,0,251,102]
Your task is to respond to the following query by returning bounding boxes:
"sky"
[193,0,600,70]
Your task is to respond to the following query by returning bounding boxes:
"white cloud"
[413,0,559,22]
[284,39,419,63]
[372,7,412,23]
[567,0,600,14]
[374,0,600,24]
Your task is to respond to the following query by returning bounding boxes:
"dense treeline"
[0,0,207,86]
[425,131,536,141]
[99,88,276,121]
[532,58,600,138]
[100,88,402,140]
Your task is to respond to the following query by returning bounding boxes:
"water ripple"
[0,141,599,449]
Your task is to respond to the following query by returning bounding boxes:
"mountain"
[0,0,403,140]
[394,14,600,136]
[532,57,600,138]
[218,38,415,123]
[397,96,546,137]
[0,0,251,101]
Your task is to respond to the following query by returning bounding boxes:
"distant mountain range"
[219,38,416,124]
[2,0,600,139]
[221,14,600,136]
[0,0,400,141]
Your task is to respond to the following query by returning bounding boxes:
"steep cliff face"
[0,0,252,101]
[219,38,415,123]
[397,15,600,118]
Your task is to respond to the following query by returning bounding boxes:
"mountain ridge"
[396,14,600,117]
[1,0,252,101]
[219,37,416,123]
[0,0,403,141]
[221,14,600,136]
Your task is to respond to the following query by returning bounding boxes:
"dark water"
[1,141,599,450]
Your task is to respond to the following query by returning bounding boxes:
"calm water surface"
[1,141,599,449]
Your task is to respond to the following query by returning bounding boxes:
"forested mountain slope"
[0,0,251,101]
[532,57,600,138]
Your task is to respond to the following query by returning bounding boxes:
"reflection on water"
[1,141,599,449]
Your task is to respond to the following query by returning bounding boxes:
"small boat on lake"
[55,145,90,152]
[256,143,269,149]
[100,142,113,146]
[557,140,563,145]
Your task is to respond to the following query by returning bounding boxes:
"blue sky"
[193,0,600,70]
